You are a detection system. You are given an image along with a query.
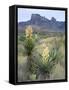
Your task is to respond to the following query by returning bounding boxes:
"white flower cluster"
[25,26,33,38]
[42,47,49,63]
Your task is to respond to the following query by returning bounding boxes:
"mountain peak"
[31,14,41,18]
[31,14,41,21]
[51,17,56,22]
[31,14,50,25]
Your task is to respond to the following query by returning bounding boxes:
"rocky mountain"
[18,14,65,34]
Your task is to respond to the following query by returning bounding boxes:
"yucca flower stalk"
[42,47,49,64]
[25,26,33,38]
[24,26,35,56]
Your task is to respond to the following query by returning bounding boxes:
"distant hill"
[18,14,65,34]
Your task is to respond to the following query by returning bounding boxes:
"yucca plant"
[32,46,57,80]
[24,26,35,56]
[23,26,36,79]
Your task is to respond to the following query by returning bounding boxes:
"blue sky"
[18,8,65,22]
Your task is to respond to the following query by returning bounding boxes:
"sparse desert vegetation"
[18,26,65,82]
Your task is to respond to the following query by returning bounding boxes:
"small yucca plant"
[41,47,57,73]
[24,26,35,56]
[32,45,57,79]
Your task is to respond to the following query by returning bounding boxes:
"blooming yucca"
[25,26,33,38]
[42,47,49,63]
[24,26,35,55]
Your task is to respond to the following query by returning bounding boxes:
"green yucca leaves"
[24,38,35,56]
